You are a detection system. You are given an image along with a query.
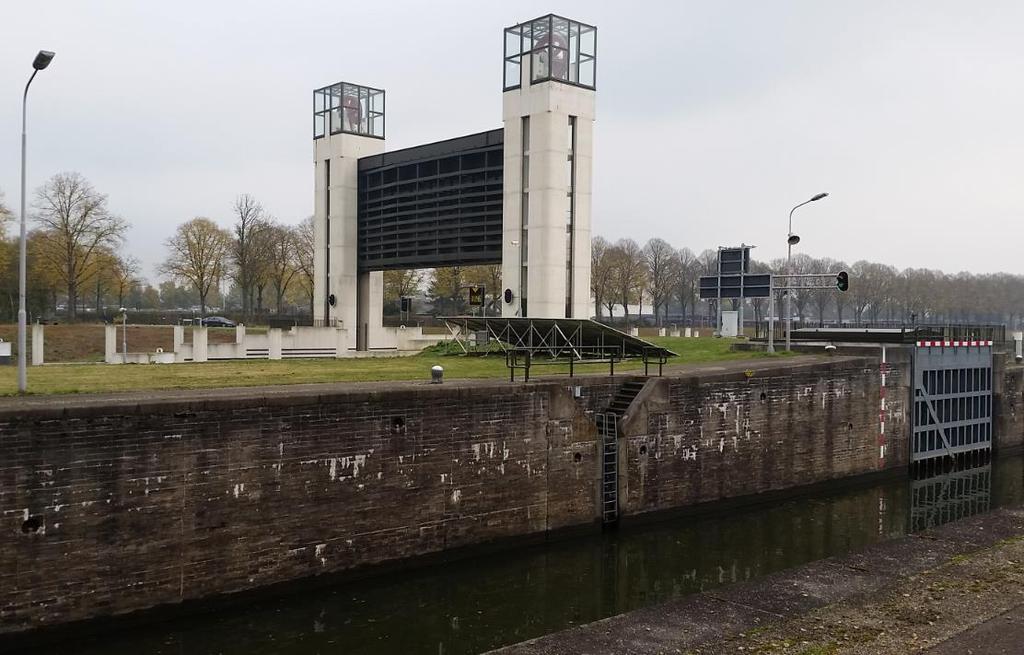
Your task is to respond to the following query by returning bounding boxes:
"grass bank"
[0,337,788,396]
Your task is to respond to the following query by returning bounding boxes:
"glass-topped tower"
[501,15,596,319]
[313,82,386,351]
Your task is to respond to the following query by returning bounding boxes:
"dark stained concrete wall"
[0,357,920,635]
[618,358,908,516]
[996,363,1023,452]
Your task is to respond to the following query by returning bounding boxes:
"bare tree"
[160,217,231,317]
[591,236,614,320]
[113,255,140,309]
[673,247,699,326]
[230,194,267,319]
[32,173,127,318]
[384,269,425,305]
[643,238,677,326]
[610,238,646,327]
[294,216,315,316]
[262,222,300,314]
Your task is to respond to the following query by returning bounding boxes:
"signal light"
[836,271,849,292]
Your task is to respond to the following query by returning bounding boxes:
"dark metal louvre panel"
[358,129,504,271]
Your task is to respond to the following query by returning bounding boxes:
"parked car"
[200,316,237,328]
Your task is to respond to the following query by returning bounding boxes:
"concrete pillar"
[658,327,667,337]
[313,86,385,351]
[268,328,283,360]
[685,327,692,338]
[356,271,384,351]
[501,37,595,319]
[235,323,246,344]
[193,327,208,363]
[173,325,184,350]
[670,326,680,337]
[104,324,117,364]
[31,323,45,366]
[335,328,349,358]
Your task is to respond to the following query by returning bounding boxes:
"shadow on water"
[65,454,1024,655]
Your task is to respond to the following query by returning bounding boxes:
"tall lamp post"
[18,50,56,394]
[784,192,828,352]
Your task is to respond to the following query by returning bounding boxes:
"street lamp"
[784,192,828,352]
[120,308,128,362]
[18,49,55,394]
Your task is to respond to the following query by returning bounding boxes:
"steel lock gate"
[911,339,994,462]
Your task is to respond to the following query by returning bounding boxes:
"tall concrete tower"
[312,82,385,350]
[501,15,596,319]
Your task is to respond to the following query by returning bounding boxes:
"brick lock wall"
[996,364,1023,452]
[0,360,907,636]
[619,360,908,515]
[0,381,617,635]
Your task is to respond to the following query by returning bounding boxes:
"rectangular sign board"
[699,274,772,299]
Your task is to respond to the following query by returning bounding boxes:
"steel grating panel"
[440,316,676,360]
[357,129,504,271]
[911,344,993,462]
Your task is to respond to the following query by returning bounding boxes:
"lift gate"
[912,340,994,463]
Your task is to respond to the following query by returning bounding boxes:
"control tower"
[501,15,596,319]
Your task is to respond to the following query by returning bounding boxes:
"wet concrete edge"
[488,506,1024,654]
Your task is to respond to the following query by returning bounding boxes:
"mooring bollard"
[431,365,444,384]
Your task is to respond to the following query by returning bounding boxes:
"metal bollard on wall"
[431,365,444,384]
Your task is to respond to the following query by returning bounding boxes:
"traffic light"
[836,271,849,292]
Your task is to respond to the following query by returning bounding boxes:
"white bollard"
[31,323,45,366]
[684,327,692,338]
[268,328,283,360]
[104,324,117,364]
[1015,331,1023,363]
[193,327,208,362]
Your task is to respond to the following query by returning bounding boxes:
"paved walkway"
[0,354,837,414]
[489,507,1024,654]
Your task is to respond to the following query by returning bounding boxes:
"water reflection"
[911,462,992,532]
[63,455,1023,655]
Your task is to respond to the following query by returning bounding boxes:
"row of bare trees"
[0,173,140,320]
[0,174,315,321]
[160,194,314,318]
[3,174,1022,328]
[592,237,1024,329]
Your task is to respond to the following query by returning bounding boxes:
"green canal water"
[67,455,1023,655]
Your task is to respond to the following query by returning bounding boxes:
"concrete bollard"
[684,327,692,338]
[193,327,208,363]
[236,323,246,345]
[1015,331,1023,363]
[30,324,44,366]
[268,328,283,360]
[104,324,117,364]
[658,327,666,337]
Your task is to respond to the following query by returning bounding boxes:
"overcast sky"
[3,1,1023,282]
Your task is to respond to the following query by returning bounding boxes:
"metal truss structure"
[441,316,675,380]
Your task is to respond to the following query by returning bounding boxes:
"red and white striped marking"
[879,354,887,466]
[915,340,993,348]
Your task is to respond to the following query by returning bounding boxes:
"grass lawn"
[0,337,791,396]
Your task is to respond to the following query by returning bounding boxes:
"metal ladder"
[596,412,619,524]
